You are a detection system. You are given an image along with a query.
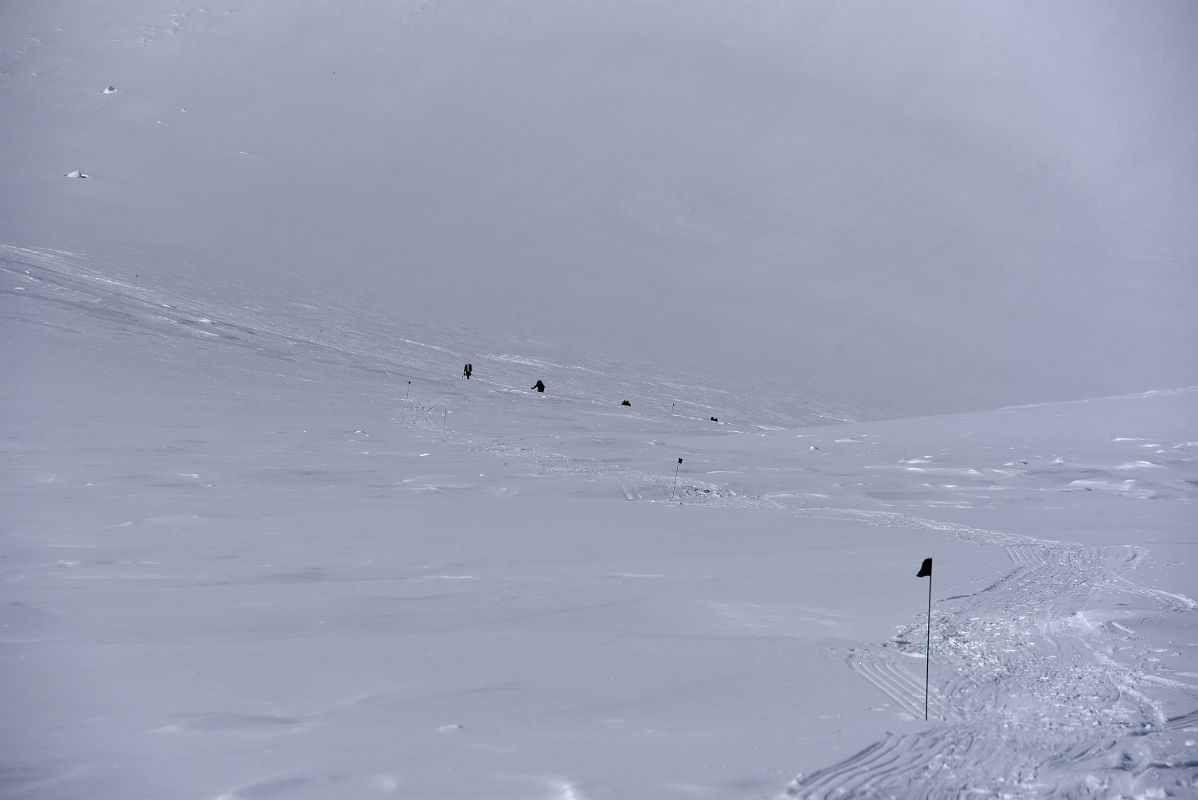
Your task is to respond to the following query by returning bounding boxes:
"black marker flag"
[917,557,932,720]
[670,458,683,502]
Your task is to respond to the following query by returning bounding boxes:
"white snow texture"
[2,2,1196,799]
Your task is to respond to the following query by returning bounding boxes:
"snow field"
[4,0,1198,795]
[3,247,1196,797]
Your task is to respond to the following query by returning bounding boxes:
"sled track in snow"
[846,650,951,722]
[783,730,979,800]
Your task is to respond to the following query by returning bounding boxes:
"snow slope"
[3,245,1196,798]
[2,0,1197,415]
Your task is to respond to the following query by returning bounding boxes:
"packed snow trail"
[787,539,1197,798]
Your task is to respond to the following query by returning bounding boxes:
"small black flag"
[916,558,932,578]
[678,458,683,464]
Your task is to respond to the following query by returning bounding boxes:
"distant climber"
[531,379,545,393]
[710,416,719,422]
[463,363,473,379]
[621,400,631,406]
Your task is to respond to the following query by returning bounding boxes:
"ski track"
[7,246,1196,797]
